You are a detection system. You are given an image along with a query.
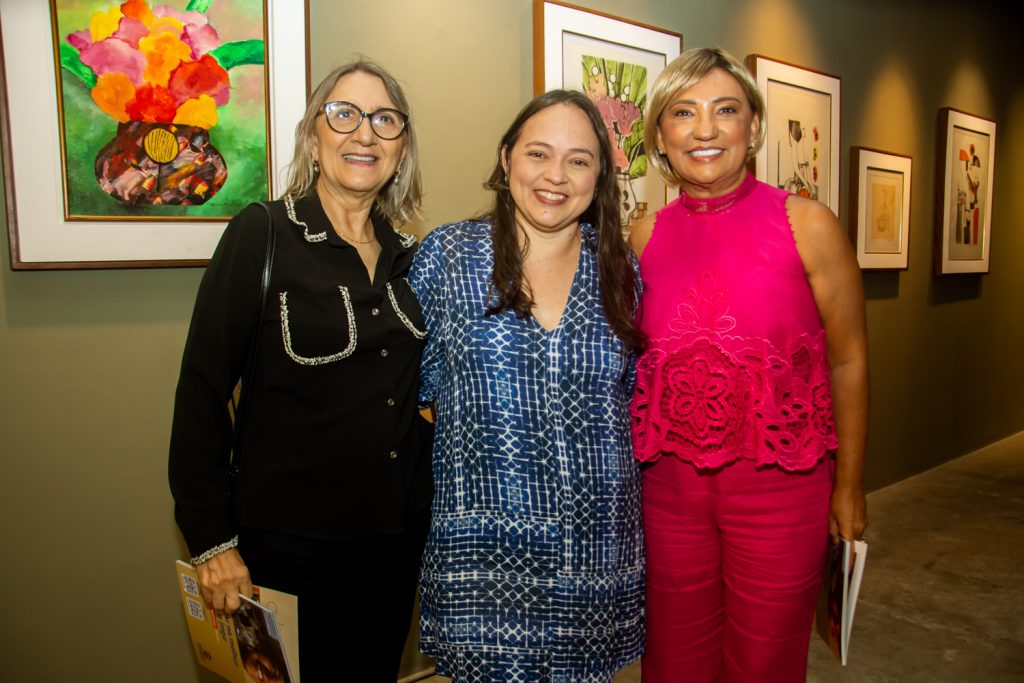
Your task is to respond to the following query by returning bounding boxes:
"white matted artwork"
[934,108,996,275]
[534,0,682,227]
[0,0,308,269]
[849,147,912,270]
[748,54,841,217]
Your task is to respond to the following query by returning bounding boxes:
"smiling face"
[656,67,760,198]
[502,103,601,236]
[311,70,405,201]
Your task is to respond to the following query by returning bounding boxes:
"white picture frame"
[849,147,912,270]
[934,108,996,275]
[748,54,841,217]
[1,0,308,269]
[534,0,682,227]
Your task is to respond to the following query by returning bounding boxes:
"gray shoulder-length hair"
[281,59,422,224]
[644,47,766,187]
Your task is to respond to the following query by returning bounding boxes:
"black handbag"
[228,202,277,481]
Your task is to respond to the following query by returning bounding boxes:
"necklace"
[338,231,377,245]
[336,221,378,244]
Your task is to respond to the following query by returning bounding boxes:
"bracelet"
[190,535,239,566]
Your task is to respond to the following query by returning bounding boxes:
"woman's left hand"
[787,196,871,548]
[829,482,868,544]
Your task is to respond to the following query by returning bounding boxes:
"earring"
[657,149,666,156]
[312,160,320,174]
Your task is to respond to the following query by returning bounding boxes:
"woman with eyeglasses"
[169,59,432,681]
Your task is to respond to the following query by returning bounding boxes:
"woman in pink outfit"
[629,48,869,682]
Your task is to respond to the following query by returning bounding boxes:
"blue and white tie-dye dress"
[408,219,644,683]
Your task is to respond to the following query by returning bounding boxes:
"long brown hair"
[483,90,643,352]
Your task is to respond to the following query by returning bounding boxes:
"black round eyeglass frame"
[321,100,408,140]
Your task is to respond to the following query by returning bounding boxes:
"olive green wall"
[0,1,1020,680]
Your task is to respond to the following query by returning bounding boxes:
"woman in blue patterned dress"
[409,90,645,682]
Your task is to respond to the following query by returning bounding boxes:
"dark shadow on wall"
[930,272,983,306]
[863,271,901,300]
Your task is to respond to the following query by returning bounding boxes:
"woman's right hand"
[196,548,253,612]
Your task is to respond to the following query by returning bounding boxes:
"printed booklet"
[175,560,300,683]
[816,538,868,666]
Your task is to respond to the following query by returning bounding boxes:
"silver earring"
[312,160,320,173]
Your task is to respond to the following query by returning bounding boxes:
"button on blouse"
[169,192,432,559]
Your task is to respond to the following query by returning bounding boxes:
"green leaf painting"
[581,55,648,180]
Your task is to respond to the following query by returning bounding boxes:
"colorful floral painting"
[52,0,268,220]
[582,55,648,227]
[582,56,647,178]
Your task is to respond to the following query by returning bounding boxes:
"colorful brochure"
[175,560,300,683]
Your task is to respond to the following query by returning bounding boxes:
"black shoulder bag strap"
[229,201,277,479]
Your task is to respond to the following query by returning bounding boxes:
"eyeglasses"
[321,101,408,140]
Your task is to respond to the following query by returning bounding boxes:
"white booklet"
[816,538,868,665]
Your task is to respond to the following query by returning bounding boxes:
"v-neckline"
[528,238,585,335]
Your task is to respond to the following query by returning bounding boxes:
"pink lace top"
[631,173,837,471]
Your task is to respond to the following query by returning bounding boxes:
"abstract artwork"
[1,0,307,269]
[849,147,912,270]
[748,54,841,216]
[534,0,682,232]
[934,108,996,275]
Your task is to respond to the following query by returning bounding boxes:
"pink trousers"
[641,456,831,683]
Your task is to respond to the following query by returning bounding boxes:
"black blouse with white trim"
[169,192,432,561]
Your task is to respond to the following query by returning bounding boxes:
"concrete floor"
[416,432,1024,682]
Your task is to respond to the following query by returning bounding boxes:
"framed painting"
[849,147,912,270]
[533,0,682,230]
[748,54,841,216]
[1,0,309,269]
[934,108,996,275]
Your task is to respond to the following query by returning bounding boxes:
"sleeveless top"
[631,173,838,471]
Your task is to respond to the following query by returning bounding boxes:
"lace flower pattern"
[633,273,837,471]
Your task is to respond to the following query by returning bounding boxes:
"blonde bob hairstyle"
[644,47,766,187]
[282,59,422,224]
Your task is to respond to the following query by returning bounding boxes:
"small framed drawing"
[533,0,682,228]
[849,147,912,270]
[1,0,309,270]
[934,108,997,275]
[748,54,841,217]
